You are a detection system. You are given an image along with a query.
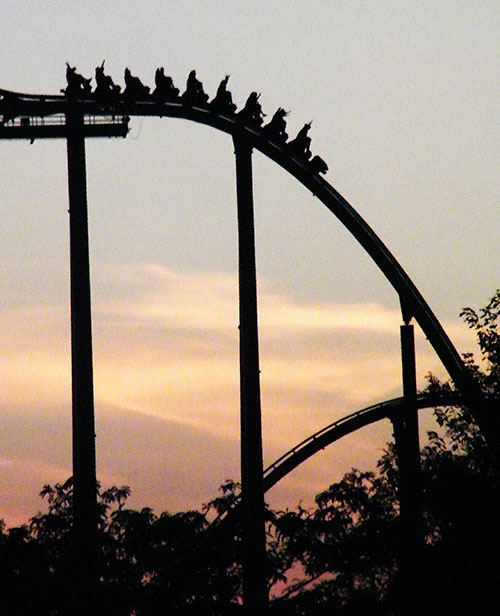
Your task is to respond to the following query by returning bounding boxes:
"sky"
[0,1,499,526]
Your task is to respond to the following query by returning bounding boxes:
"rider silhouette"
[182,70,209,106]
[63,63,91,96]
[153,67,180,103]
[94,61,121,100]
[238,92,265,126]
[288,121,312,159]
[124,68,150,100]
[287,121,328,173]
[263,107,289,142]
[209,75,237,114]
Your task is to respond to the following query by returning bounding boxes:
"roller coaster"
[0,69,489,419]
[1,66,496,614]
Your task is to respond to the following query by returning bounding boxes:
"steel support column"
[66,108,98,615]
[393,323,422,614]
[233,135,268,614]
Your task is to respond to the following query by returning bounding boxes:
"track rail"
[208,392,459,529]
[1,84,497,451]
[263,392,458,492]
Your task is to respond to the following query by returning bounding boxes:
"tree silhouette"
[270,290,500,615]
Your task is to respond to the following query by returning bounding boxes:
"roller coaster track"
[262,391,458,492]
[0,82,497,452]
[206,391,459,529]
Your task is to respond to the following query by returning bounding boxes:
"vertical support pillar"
[233,135,268,615]
[393,322,421,614]
[66,109,98,615]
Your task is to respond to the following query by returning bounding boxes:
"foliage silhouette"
[270,290,500,615]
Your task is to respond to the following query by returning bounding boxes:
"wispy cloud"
[0,263,477,524]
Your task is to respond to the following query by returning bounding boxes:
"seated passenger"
[95,61,121,99]
[124,68,150,100]
[263,107,289,142]
[64,63,91,96]
[209,75,237,114]
[288,122,312,159]
[181,70,209,107]
[237,91,265,126]
[153,67,180,103]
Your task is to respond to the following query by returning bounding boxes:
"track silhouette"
[204,391,459,529]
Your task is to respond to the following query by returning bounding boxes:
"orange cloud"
[0,263,477,524]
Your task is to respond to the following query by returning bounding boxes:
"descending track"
[263,391,459,492]
[0,76,496,452]
[205,391,459,531]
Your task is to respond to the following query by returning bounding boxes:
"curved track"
[263,391,458,492]
[208,392,459,528]
[1,83,496,451]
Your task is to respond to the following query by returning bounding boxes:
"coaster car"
[309,155,328,175]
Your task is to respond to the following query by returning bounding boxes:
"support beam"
[66,108,98,615]
[233,135,268,615]
[0,116,129,140]
[393,323,422,615]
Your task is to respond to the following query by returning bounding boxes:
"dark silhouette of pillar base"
[234,135,268,615]
[392,323,422,615]
[66,108,98,615]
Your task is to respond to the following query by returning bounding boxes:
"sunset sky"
[0,1,499,526]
